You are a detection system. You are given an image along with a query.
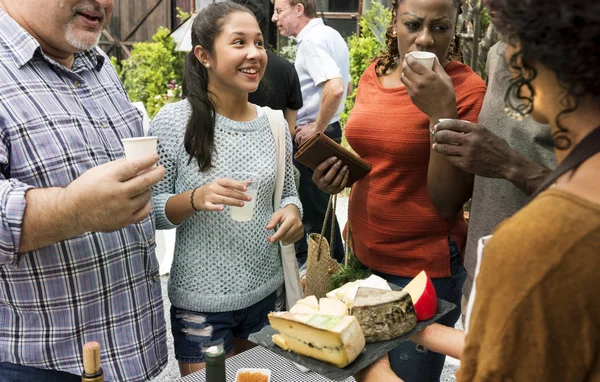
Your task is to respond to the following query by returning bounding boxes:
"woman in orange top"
[355,0,600,380]
[312,0,486,380]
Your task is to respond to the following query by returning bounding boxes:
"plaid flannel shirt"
[0,10,167,381]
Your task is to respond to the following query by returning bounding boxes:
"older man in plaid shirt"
[0,0,168,381]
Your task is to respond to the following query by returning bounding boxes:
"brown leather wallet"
[294,133,372,186]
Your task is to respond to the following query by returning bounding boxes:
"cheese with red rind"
[402,270,438,321]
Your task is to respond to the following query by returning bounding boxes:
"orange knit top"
[345,60,486,278]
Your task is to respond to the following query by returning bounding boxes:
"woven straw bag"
[304,195,342,298]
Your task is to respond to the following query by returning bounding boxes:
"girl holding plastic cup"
[149,3,302,377]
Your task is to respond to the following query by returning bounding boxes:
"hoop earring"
[552,131,572,150]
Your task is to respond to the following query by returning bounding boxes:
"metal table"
[178,346,355,382]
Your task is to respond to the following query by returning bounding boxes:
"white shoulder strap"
[263,107,287,210]
[264,107,303,308]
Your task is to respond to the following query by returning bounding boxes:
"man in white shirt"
[272,0,351,263]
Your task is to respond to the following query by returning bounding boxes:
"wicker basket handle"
[316,194,337,261]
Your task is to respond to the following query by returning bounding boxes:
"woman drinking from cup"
[356,0,600,380]
[312,0,486,380]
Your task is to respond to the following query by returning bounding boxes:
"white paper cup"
[230,172,260,222]
[406,51,436,70]
[121,137,158,165]
[438,118,471,123]
[437,119,472,139]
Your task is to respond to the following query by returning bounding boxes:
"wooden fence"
[100,0,193,60]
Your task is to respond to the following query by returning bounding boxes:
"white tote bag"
[264,107,304,310]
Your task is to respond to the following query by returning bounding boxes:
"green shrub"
[340,3,391,129]
[175,6,190,23]
[109,56,122,78]
[117,27,185,118]
[279,36,297,63]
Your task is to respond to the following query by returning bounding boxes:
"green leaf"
[119,27,186,118]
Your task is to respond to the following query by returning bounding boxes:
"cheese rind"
[268,312,365,368]
[351,287,417,343]
[403,270,438,321]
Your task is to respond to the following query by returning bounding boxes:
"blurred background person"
[272,0,351,264]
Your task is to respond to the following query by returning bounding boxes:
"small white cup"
[121,136,158,167]
[406,51,436,70]
[438,118,471,124]
[230,172,260,222]
[436,119,472,138]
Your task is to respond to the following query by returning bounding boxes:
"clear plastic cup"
[230,172,259,222]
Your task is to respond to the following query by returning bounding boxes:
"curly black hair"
[487,0,600,149]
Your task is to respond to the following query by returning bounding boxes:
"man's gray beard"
[65,22,101,51]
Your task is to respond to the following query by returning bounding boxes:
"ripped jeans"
[170,292,277,363]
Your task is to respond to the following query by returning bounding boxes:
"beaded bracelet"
[190,186,202,212]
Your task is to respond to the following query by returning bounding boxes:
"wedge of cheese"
[360,274,392,290]
[326,275,391,308]
[296,295,319,311]
[271,334,289,350]
[289,304,319,314]
[327,281,361,308]
[318,298,347,316]
[268,312,365,368]
[351,287,417,343]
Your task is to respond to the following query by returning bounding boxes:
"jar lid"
[205,345,224,358]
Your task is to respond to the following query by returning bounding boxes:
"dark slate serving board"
[249,298,456,381]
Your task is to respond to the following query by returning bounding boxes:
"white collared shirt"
[294,18,351,126]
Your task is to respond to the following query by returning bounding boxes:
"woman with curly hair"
[356,0,600,380]
[312,0,486,380]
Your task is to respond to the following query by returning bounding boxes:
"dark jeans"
[293,122,345,265]
[373,238,466,382]
[170,292,277,363]
[0,362,80,382]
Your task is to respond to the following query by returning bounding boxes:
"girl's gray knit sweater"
[150,100,302,312]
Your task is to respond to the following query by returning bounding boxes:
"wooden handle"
[83,341,101,375]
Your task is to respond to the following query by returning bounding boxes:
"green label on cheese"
[306,315,343,330]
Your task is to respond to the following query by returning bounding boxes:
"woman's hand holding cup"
[192,178,251,212]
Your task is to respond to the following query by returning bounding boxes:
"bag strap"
[344,208,352,267]
[317,194,337,261]
[530,126,600,199]
[263,107,286,211]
